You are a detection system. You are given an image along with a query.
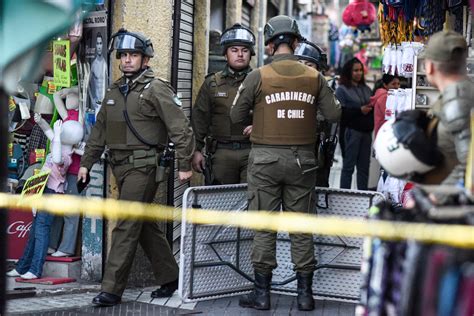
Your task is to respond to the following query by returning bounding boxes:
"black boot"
[92,292,121,306]
[151,278,178,298]
[297,271,315,311]
[239,271,272,310]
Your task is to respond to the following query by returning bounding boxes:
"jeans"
[49,174,80,254]
[15,188,55,277]
[340,128,372,190]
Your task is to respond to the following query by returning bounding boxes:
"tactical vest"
[209,72,249,142]
[251,60,320,145]
[103,73,167,150]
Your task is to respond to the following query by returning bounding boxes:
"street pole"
[0,88,8,315]
[257,0,266,67]
[168,0,182,249]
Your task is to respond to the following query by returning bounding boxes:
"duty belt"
[111,149,158,168]
[216,141,251,150]
[252,144,315,151]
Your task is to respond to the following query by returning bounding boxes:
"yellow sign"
[53,39,71,87]
[8,97,16,112]
[34,149,46,163]
[20,171,51,197]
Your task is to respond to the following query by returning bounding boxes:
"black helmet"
[220,23,256,56]
[264,15,302,45]
[294,40,329,71]
[109,28,154,59]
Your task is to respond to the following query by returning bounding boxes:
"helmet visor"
[294,43,320,60]
[110,34,145,52]
[220,28,255,46]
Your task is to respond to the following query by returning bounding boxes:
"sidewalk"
[6,287,354,315]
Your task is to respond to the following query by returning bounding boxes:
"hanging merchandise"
[379,0,448,46]
[342,0,377,31]
[384,88,412,121]
[381,43,423,77]
[356,188,474,316]
[379,2,414,45]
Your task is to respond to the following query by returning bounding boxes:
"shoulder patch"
[154,76,169,83]
[173,94,183,107]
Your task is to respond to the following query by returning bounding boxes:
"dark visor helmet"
[220,23,256,55]
[294,40,329,71]
[109,28,154,59]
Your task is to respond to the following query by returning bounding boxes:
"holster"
[155,161,169,183]
[205,136,218,155]
[203,155,214,185]
[203,136,217,185]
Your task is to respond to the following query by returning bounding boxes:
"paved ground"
[6,290,355,315]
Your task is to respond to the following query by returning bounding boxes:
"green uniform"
[192,66,252,184]
[426,80,474,188]
[81,68,195,296]
[230,54,341,273]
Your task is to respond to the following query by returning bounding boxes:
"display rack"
[411,55,440,110]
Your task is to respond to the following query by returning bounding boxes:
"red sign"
[7,209,33,260]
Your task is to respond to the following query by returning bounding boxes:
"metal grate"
[179,185,384,302]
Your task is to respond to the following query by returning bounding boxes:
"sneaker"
[51,251,72,257]
[6,269,20,277]
[20,272,38,280]
[47,247,55,255]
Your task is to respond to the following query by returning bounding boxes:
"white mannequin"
[8,116,83,279]
[33,115,83,163]
[50,87,84,257]
[53,86,79,121]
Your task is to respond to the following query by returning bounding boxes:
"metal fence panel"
[179,185,384,302]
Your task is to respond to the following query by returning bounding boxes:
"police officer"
[191,24,255,184]
[230,16,341,311]
[295,40,338,187]
[78,29,195,306]
[421,30,474,191]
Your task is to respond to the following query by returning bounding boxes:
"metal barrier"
[179,185,384,302]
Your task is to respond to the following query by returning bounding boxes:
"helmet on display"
[294,40,329,71]
[374,110,444,182]
[264,15,302,45]
[109,28,154,59]
[220,23,256,55]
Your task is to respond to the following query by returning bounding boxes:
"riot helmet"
[264,15,302,45]
[374,110,444,182]
[294,40,329,71]
[220,23,256,55]
[109,28,154,59]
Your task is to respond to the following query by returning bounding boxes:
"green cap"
[421,30,467,62]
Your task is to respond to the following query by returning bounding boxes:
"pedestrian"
[294,40,339,187]
[191,24,255,185]
[77,29,195,306]
[336,57,373,190]
[230,15,341,311]
[371,74,400,139]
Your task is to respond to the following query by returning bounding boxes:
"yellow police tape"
[0,192,473,249]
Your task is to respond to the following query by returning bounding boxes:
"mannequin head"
[60,120,83,146]
[65,87,79,110]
